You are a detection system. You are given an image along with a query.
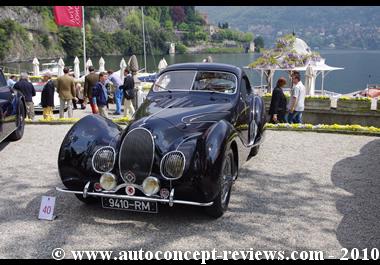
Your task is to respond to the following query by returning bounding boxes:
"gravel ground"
[0,125,379,259]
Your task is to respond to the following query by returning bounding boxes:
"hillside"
[0,6,255,63]
[196,6,380,49]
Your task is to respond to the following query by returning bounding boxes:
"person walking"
[84,66,99,114]
[269,77,287,123]
[56,67,76,118]
[107,69,123,115]
[41,71,55,120]
[13,72,36,120]
[121,68,135,118]
[92,72,109,119]
[287,72,306,124]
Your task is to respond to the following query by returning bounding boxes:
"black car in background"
[0,69,26,143]
[56,63,266,218]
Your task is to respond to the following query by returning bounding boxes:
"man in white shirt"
[287,73,305,124]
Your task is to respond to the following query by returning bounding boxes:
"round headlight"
[160,151,185,180]
[100,173,117,191]
[142,177,160,196]
[92,146,115,173]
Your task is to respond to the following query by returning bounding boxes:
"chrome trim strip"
[91,146,116,174]
[118,127,155,183]
[83,181,90,198]
[56,187,213,207]
[159,151,186,180]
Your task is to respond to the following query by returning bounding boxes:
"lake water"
[3,50,380,94]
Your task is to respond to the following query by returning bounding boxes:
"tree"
[58,27,83,57]
[170,6,186,24]
[254,36,265,52]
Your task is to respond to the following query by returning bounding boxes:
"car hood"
[127,92,234,153]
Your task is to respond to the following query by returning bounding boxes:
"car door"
[235,75,251,145]
[0,72,16,141]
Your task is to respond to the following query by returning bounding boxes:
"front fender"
[200,120,237,201]
[58,115,123,190]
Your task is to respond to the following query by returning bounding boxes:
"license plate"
[101,197,158,213]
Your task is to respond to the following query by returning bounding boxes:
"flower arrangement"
[338,96,371,102]
[305,95,330,100]
[265,123,380,135]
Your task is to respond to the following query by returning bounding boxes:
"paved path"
[0,126,379,259]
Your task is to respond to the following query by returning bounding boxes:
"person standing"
[84,66,99,114]
[7,75,17,88]
[56,67,76,118]
[287,73,306,124]
[269,77,287,123]
[93,72,109,119]
[107,69,123,115]
[121,68,135,118]
[13,72,36,120]
[41,71,55,120]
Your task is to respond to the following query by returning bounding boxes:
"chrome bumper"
[56,186,213,207]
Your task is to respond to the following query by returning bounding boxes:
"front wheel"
[205,148,236,218]
[8,103,25,141]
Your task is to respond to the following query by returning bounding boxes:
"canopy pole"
[82,6,86,75]
[321,71,325,96]
[141,6,147,73]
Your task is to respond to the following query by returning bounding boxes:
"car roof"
[162,63,243,77]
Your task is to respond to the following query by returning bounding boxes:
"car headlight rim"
[160,151,186,180]
[92,146,116,173]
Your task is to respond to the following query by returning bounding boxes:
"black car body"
[0,69,26,143]
[57,63,266,218]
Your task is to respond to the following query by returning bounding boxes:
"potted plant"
[337,96,372,112]
[304,95,331,110]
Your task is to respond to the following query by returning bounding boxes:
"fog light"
[142,176,160,196]
[99,173,117,191]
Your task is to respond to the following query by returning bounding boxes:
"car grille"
[119,128,154,183]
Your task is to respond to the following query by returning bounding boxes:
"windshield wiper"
[154,83,172,93]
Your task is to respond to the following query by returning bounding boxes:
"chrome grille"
[119,128,154,183]
[92,146,115,173]
[160,151,185,180]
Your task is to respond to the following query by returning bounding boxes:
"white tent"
[99,57,105,72]
[74,57,80,79]
[158,58,168,71]
[120,58,127,80]
[57,58,65,77]
[32,57,39,76]
[86,58,93,75]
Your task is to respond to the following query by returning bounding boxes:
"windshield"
[153,70,237,94]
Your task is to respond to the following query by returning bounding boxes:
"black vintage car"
[56,63,266,218]
[0,69,26,143]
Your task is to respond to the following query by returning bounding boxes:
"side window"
[240,76,251,98]
[0,71,7,87]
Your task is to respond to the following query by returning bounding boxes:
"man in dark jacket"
[92,72,109,118]
[122,68,135,118]
[13,72,36,120]
[84,66,99,114]
[41,71,55,120]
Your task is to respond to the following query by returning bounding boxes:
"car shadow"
[331,139,380,250]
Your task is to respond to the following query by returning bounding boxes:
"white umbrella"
[57,58,65,77]
[32,57,40,76]
[99,57,105,72]
[305,64,316,96]
[120,58,127,80]
[74,57,80,79]
[86,58,93,75]
[158,58,168,71]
